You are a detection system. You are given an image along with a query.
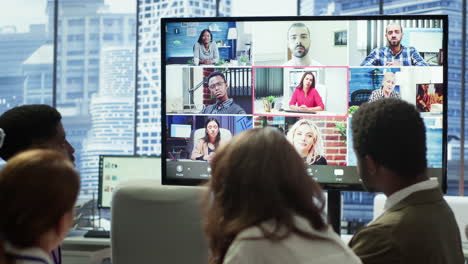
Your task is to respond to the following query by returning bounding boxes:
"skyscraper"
[136,0,231,156]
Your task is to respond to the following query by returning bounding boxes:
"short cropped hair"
[351,98,427,179]
[207,71,226,84]
[288,23,310,36]
[0,105,62,161]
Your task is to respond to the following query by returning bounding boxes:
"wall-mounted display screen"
[160,15,448,191]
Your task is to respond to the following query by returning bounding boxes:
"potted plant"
[267,96,275,109]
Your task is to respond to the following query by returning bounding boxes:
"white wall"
[308,21,348,66]
[398,66,443,104]
[166,67,184,112]
[322,68,348,113]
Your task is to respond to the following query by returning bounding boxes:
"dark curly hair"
[0,105,62,161]
[351,98,427,179]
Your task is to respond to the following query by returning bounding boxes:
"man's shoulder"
[227,101,246,114]
[200,104,216,114]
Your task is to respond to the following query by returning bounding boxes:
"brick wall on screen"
[253,116,347,166]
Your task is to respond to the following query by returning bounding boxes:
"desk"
[62,236,111,264]
[255,108,346,116]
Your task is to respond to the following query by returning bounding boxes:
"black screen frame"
[159,15,448,192]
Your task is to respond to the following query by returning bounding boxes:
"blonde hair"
[287,119,325,165]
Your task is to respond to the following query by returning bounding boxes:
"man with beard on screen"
[360,23,428,66]
[284,23,322,66]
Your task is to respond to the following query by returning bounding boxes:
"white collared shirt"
[384,178,439,211]
[4,242,53,264]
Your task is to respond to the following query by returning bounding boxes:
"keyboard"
[84,230,110,238]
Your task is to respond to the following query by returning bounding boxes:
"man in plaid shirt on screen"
[360,23,428,66]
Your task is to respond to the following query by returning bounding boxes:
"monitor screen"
[160,15,447,191]
[171,124,193,138]
[98,155,161,208]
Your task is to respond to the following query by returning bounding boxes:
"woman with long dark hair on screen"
[191,118,226,161]
[289,71,324,112]
[287,118,327,165]
[202,128,361,264]
[193,29,219,65]
[0,149,80,264]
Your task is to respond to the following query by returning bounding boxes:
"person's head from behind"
[203,118,220,145]
[385,23,404,47]
[351,98,427,193]
[207,72,229,102]
[287,119,324,164]
[381,72,396,95]
[0,149,79,258]
[298,71,315,90]
[204,127,326,264]
[0,105,75,163]
[198,29,213,45]
[287,23,311,59]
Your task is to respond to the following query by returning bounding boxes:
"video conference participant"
[0,149,80,264]
[349,98,464,264]
[289,72,324,112]
[203,127,361,264]
[360,23,428,66]
[200,72,246,115]
[194,29,219,65]
[284,23,322,66]
[368,72,401,102]
[191,118,227,161]
[416,84,442,112]
[0,104,75,163]
[287,119,327,165]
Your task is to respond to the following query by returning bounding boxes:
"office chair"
[111,180,208,264]
[350,89,373,106]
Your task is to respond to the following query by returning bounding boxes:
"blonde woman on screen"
[287,119,327,165]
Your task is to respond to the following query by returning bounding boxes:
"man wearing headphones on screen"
[349,98,463,264]
[360,23,428,66]
[284,23,322,66]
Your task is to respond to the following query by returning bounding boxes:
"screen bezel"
[159,15,448,192]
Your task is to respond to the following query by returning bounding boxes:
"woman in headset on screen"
[0,149,80,264]
[202,127,361,264]
[287,119,327,165]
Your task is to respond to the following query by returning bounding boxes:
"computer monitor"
[160,15,448,191]
[98,155,161,208]
[170,124,192,138]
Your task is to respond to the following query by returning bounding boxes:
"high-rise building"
[42,0,136,200]
[78,46,135,201]
[0,25,49,113]
[136,0,231,156]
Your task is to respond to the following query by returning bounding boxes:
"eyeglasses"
[208,81,226,90]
